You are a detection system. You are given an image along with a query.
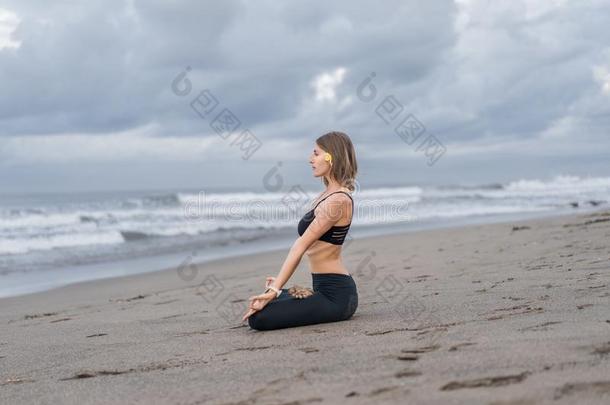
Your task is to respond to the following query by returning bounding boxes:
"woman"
[242,131,359,330]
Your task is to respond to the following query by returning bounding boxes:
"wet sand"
[1,209,609,404]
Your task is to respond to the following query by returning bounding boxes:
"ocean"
[1,174,608,298]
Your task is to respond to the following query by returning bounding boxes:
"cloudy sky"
[1,0,609,193]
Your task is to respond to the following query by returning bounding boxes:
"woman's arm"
[242,194,350,321]
[266,194,350,292]
[266,238,307,293]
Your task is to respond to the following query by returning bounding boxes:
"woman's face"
[309,143,331,178]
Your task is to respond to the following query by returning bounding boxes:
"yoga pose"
[242,131,359,330]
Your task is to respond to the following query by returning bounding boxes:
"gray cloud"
[0,0,609,192]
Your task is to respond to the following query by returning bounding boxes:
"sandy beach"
[1,209,609,404]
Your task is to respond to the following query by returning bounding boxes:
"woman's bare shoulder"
[314,192,352,219]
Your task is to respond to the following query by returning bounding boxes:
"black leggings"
[248,273,358,331]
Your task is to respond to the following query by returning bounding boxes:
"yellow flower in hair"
[324,152,333,163]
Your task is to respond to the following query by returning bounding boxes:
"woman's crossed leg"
[248,290,343,331]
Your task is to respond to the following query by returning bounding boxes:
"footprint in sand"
[440,371,530,391]
[448,342,476,351]
[386,344,441,362]
[173,329,211,338]
[367,385,403,397]
[518,321,561,332]
[50,317,72,323]
[483,304,544,321]
[590,341,610,357]
[553,380,610,400]
[85,333,108,338]
[24,312,58,320]
[401,344,440,354]
[395,353,419,361]
[156,314,177,320]
[394,369,422,378]
[109,294,149,303]
[9,312,58,324]
[215,345,274,356]
[59,358,209,381]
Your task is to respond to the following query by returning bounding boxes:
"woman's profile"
[242,131,359,330]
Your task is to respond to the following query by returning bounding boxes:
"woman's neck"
[324,179,349,194]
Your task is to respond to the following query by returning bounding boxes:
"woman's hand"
[241,290,277,322]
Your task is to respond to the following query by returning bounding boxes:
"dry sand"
[1,210,609,404]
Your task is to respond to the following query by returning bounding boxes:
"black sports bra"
[297,191,354,245]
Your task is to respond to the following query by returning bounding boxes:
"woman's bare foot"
[288,285,314,299]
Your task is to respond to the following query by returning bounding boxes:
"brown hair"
[316,131,358,192]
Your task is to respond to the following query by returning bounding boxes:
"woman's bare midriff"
[306,241,350,275]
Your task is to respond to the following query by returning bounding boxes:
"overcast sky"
[1,0,609,193]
